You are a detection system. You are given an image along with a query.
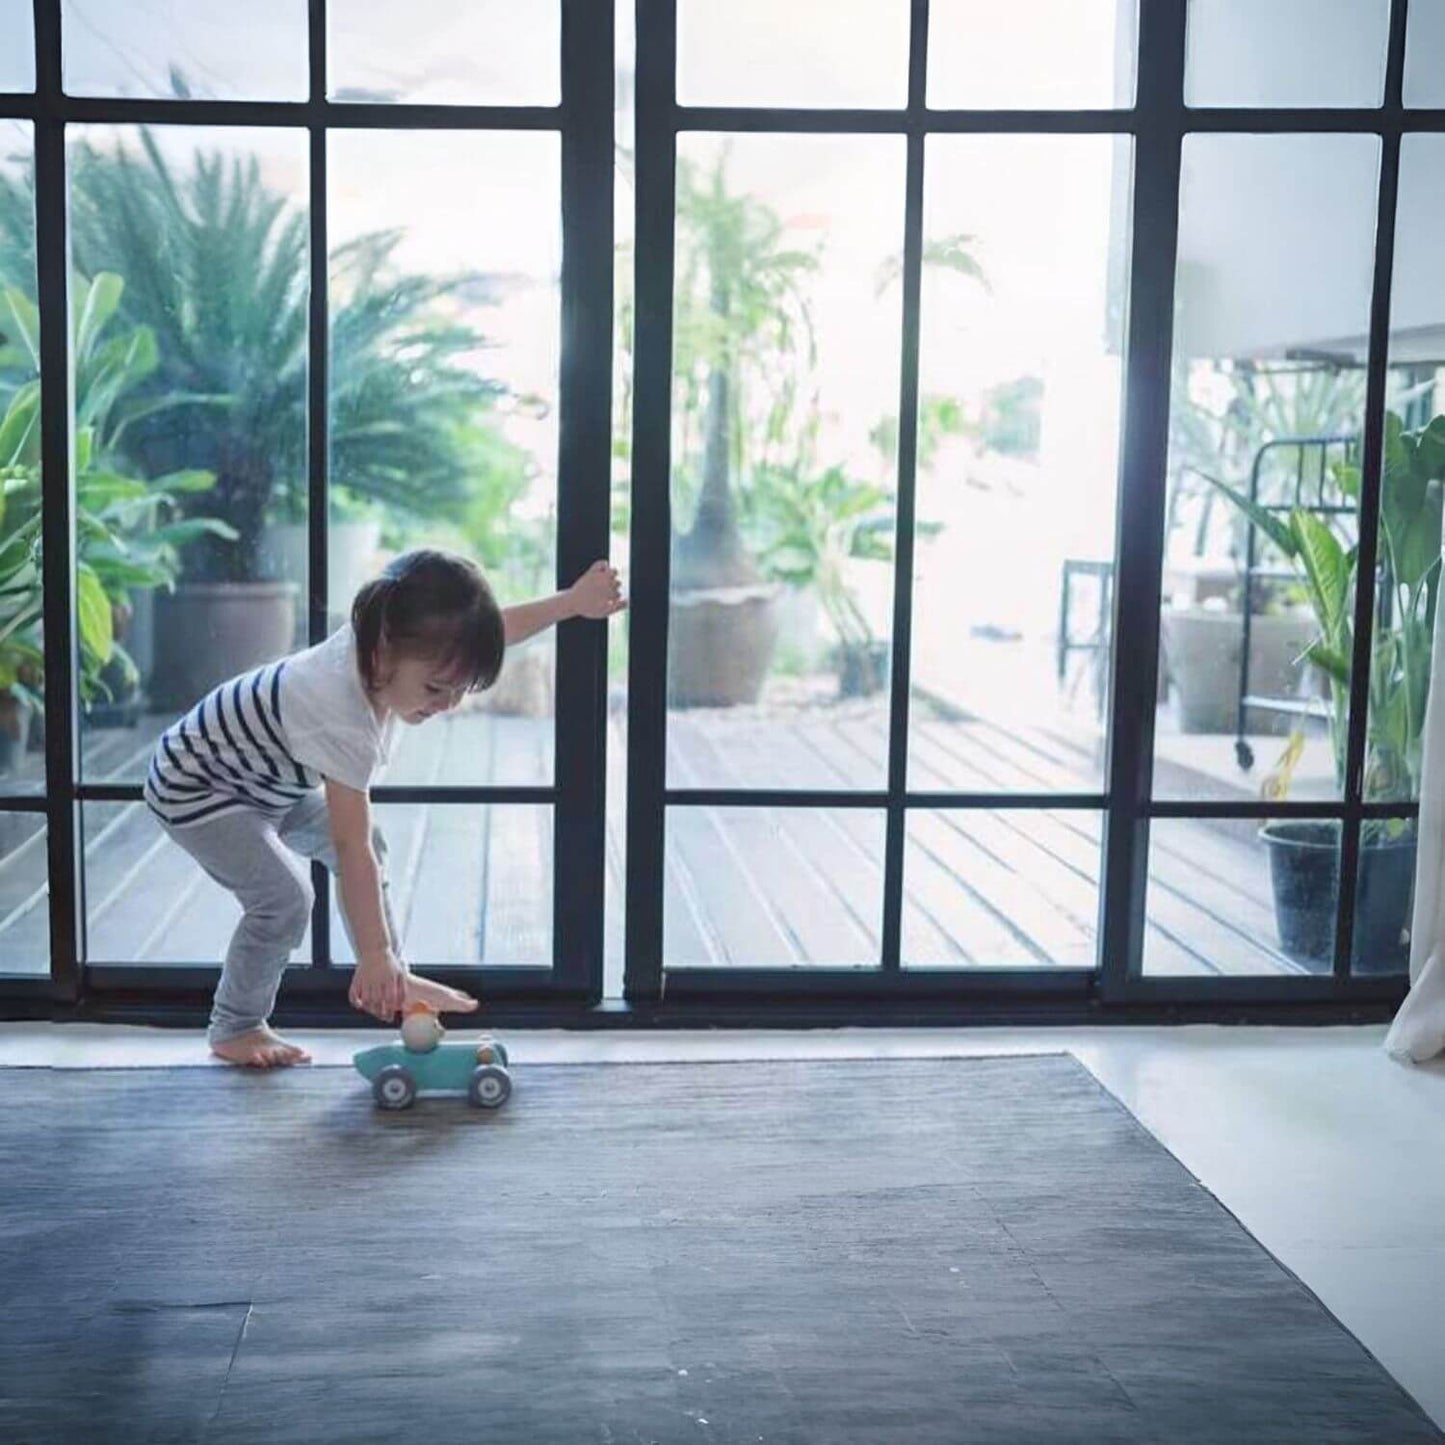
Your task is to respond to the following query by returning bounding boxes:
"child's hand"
[350,951,408,1022]
[404,973,479,1014]
[568,559,627,621]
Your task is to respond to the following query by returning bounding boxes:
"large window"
[0,0,610,1009]
[2,0,1441,1020]
[619,0,1440,1010]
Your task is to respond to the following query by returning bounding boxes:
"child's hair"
[351,549,505,695]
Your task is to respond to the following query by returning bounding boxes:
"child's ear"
[369,639,395,691]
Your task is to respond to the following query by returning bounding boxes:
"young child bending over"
[144,549,625,1068]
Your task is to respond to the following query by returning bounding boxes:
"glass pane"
[910,136,1131,796]
[667,134,904,790]
[1143,816,1339,976]
[1185,0,1389,108]
[331,804,553,968]
[0,0,34,92]
[607,0,636,1002]
[928,0,1137,109]
[68,126,310,781]
[664,807,884,967]
[62,0,308,100]
[1157,135,1379,803]
[902,809,1100,968]
[328,0,560,105]
[677,0,909,109]
[0,813,48,975]
[0,122,42,797]
[82,802,311,964]
[1405,0,1445,106]
[1367,135,1445,805]
[1352,817,1414,975]
[329,130,560,788]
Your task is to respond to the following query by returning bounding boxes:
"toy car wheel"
[469,1064,511,1109]
[373,1064,417,1110]
[475,1039,510,1068]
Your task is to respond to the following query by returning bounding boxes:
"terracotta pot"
[668,585,780,708]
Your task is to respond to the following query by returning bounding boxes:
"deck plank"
[683,715,969,964]
[672,712,1029,966]
[0,813,50,970]
[668,720,879,964]
[665,807,801,966]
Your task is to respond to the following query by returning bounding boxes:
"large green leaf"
[73,271,125,364]
[147,517,239,547]
[1205,474,1298,558]
[75,564,113,664]
[1303,640,1352,687]
[1416,414,1445,479]
[77,471,151,508]
[2,287,39,371]
[150,468,217,494]
[1291,509,1352,654]
[0,383,38,467]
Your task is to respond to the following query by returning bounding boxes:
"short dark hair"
[351,549,505,695]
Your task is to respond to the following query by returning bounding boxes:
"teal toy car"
[353,1034,512,1111]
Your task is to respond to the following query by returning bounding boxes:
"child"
[144,549,626,1068]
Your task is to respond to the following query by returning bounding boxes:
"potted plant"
[0,273,228,770]
[750,461,916,699]
[1163,360,1366,733]
[1211,410,1444,972]
[666,150,821,708]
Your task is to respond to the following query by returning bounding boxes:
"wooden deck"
[0,692,1309,983]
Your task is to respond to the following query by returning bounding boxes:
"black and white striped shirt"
[145,626,395,828]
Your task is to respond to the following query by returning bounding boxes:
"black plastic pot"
[1259,819,1415,974]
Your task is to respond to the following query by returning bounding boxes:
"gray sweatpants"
[159,793,400,1044]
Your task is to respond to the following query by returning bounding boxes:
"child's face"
[372,648,472,725]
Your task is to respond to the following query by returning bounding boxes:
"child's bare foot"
[404,974,478,1014]
[211,1025,312,1069]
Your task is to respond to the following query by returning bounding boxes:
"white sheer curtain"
[1385,565,1445,1063]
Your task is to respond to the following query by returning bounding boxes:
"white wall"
[1158,2,1445,362]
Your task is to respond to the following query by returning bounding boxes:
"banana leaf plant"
[748,460,939,692]
[0,271,232,709]
[750,462,895,655]
[1207,410,1445,812]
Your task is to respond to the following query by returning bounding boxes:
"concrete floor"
[3,1022,1441,1430]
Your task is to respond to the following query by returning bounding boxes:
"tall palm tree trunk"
[672,274,761,592]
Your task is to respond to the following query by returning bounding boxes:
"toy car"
[353,1033,512,1111]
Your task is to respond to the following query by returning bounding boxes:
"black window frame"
[0,0,614,1016]
[2,0,1441,1028]
[620,0,1436,1018]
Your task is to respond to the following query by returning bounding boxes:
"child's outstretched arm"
[502,559,626,647]
[326,778,408,1022]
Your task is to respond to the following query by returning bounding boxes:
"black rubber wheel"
[373,1064,417,1110]
[468,1065,511,1109]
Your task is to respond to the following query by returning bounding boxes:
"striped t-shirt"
[145,625,396,828]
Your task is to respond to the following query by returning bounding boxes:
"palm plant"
[670,148,821,592]
[1209,410,1445,806]
[749,461,893,672]
[49,130,518,582]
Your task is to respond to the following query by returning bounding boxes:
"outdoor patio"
[0,683,1319,985]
